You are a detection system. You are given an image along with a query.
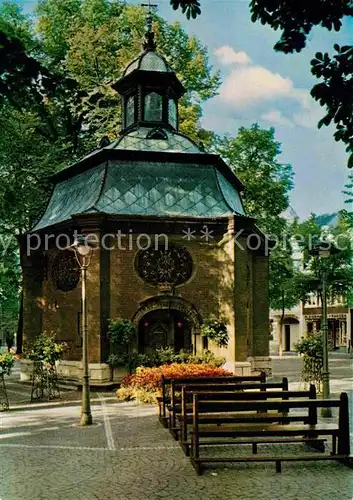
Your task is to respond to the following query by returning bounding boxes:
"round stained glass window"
[52,251,80,292]
[135,245,193,287]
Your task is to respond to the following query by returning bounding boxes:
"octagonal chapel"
[21,28,271,383]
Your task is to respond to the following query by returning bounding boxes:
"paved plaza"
[0,356,352,500]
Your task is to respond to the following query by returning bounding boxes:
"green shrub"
[107,319,136,368]
[108,319,136,350]
[294,332,324,359]
[120,347,225,369]
[201,318,229,347]
[153,346,177,365]
[26,333,66,365]
[294,332,325,392]
[187,350,225,367]
[0,351,15,375]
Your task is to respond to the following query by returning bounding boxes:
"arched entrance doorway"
[132,295,202,354]
[138,309,191,353]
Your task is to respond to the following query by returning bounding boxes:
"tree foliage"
[310,45,353,167]
[216,124,294,237]
[249,1,352,54]
[269,243,301,312]
[216,124,296,321]
[343,172,353,221]
[36,0,220,145]
[292,213,353,303]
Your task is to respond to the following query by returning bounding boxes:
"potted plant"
[0,351,15,376]
[294,332,324,392]
[201,318,229,348]
[27,332,67,367]
[25,333,67,400]
[107,319,137,381]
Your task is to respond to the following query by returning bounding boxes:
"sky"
[13,0,353,219]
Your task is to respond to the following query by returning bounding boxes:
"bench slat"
[194,423,339,438]
[195,398,340,411]
[192,455,348,463]
[178,412,310,424]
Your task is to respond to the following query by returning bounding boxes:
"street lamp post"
[70,234,95,426]
[320,259,332,418]
[310,241,338,418]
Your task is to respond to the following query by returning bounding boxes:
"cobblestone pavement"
[271,353,353,394]
[0,358,352,500]
[1,401,353,500]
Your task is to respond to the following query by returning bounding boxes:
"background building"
[270,209,353,354]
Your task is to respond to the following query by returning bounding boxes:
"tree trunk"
[279,290,285,358]
[16,290,23,354]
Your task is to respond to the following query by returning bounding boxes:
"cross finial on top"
[141,1,158,51]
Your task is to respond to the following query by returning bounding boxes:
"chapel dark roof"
[123,49,173,76]
[32,21,250,232]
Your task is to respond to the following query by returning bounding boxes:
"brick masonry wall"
[251,252,270,357]
[41,248,82,361]
[234,236,251,362]
[22,221,270,367]
[109,233,230,357]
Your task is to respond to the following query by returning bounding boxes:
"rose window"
[136,245,193,286]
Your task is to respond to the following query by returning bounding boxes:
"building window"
[126,95,135,127]
[168,98,177,128]
[144,92,162,122]
[135,244,193,287]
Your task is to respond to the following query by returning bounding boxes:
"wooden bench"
[168,375,274,435]
[179,384,315,455]
[189,393,351,475]
[170,377,289,439]
[157,372,266,428]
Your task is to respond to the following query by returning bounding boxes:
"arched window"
[168,98,177,128]
[144,92,162,122]
[125,95,135,127]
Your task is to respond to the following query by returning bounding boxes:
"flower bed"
[117,363,232,404]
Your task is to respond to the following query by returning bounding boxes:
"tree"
[36,0,220,145]
[0,238,20,348]
[292,214,353,305]
[343,172,353,220]
[171,0,353,167]
[269,243,302,357]
[216,124,294,237]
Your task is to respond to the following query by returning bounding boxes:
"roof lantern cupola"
[113,6,186,134]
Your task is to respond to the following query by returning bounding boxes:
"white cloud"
[261,110,294,128]
[214,46,251,65]
[213,46,324,131]
[219,66,293,106]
